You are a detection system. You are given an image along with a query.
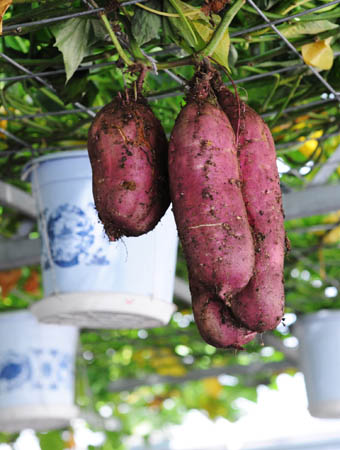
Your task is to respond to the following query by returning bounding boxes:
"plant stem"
[156,55,194,70]
[270,75,303,127]
[262,74,280,113]
[99,13,133,66]
[282,0,312,16]
[202,0,245,57]
[119,12,147,63]
[88,0,133,66]
[40,87,65,108]
[22,118,54,133]
[12,0,56,2]
[136,2,197,17]
[168,0,198,46]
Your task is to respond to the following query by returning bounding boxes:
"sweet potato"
[212,75,285,332]
[87,93,170,240]
[168,73,255,303]
[190,280,257,348]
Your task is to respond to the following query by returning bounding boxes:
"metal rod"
[231,0,340,37]
[229,64,305,86]
[247,0,340,102]
[82,0,96,10]
[4,0,339,35]
[0,61,118,83]
[1,91,337,123]
[276,129,340,151]
[1,99,338,158]
[0,52,54,90]
[0,109,98,121]
[0,59,305,85]
[163,69,188,86]
[261,97,338,118]
[2,123,340,158]
[0,52,96,118]
[0,127,35,151]
[0,64,312,123]
[2,0,148,33]
[2,8,104,33]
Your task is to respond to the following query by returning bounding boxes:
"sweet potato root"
[190,280,257,348]
[87,93,170,241]
[212,75,285,332]
[168,74,255,303]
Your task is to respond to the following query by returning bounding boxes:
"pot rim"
[21,149,88,181]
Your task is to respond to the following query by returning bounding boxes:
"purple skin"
[190,281,257,349]
[213,77,285,332]
[87,94,170,241]
[168,79,255,303]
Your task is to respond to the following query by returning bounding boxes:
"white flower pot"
[295,309,340,418]
[23,151,178,329]
[0,311,78,432]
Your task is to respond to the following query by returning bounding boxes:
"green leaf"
[191,18,230,69]
[131,0,161,46]
[58,72,89,104]
[164,0,229,68]
[37,430,64,450]
[90,18,108,42]
[168,0,198,46]
[164,0,198,50]
[51,18,91,83]
[282,20,338,39]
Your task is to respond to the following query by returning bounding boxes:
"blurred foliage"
[0,0,340,448]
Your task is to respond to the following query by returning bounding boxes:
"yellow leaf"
[321,210,340,244]
[311,130,323,139]
[272,122,292,133]
[295,114,310,123]
[156,365,187,376]
[299,140,320,157]
[323,226,340,244]
[0,0,12,34]
[203,377,222,398]
[301,39,334,70]
[0,118,7,138]
[151,355,179,368]
[0,107,7,138]
[299,130,323,158]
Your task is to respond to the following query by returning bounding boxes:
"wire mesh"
[0,0,339,174]
[231,0,340,37]
[1,0,149,33]
[247,0,340,100]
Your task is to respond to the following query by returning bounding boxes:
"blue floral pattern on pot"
[43,203,110,268]
[0,352,31,392]
[0,349,73,393]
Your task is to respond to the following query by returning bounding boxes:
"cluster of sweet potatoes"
[87,66,285,349]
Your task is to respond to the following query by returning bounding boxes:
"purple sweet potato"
[87,93,170,241]
[190,280,257,349]
[212,75,285,332]
[168,74,255,303]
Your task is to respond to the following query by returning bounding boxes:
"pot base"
[308,401,340,419]
[0,405,78,433]
[30,292,177,329]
